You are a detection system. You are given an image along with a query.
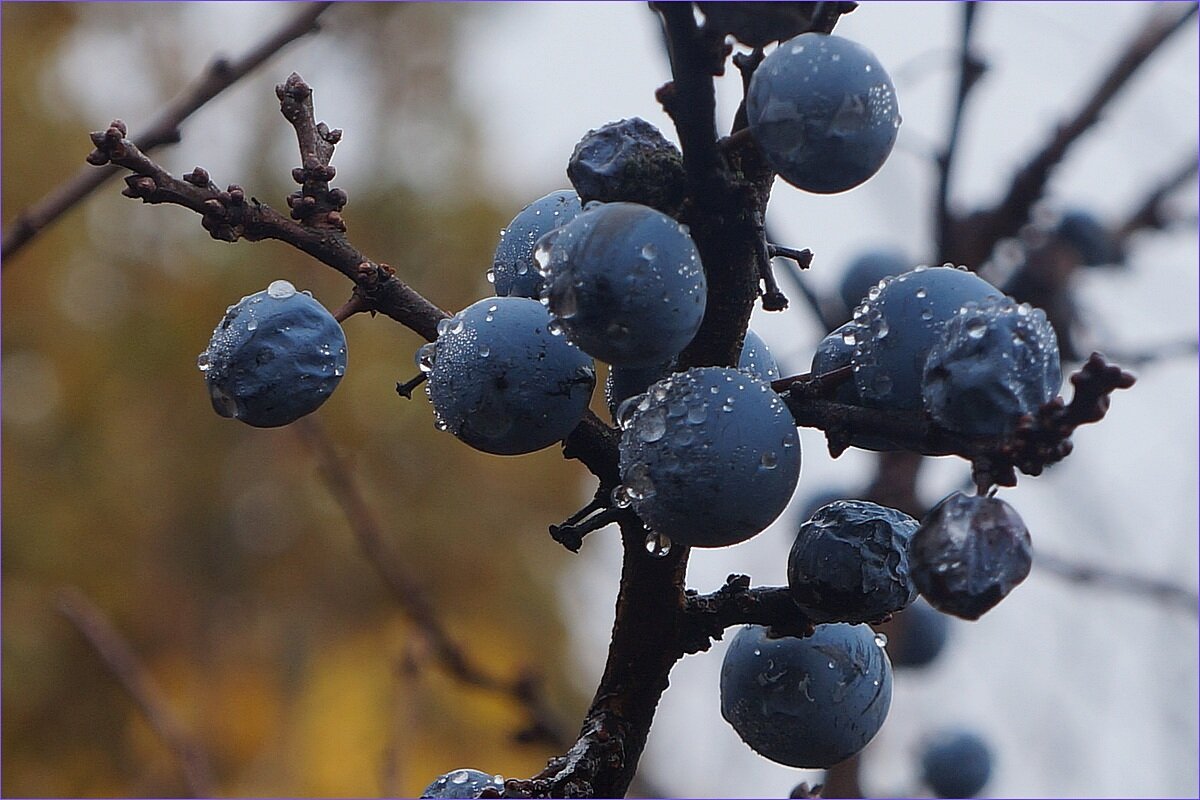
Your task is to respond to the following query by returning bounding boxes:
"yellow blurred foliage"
[3,4,592,797]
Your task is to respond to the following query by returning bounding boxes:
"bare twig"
[677,574,814,657]
[292,416,575,750]
[88,111,448,341]
[56,587,216,797]
[950,2,1198,267]
[2,2,334,262]
[934,2,985,262]
[1036,551,1199,616]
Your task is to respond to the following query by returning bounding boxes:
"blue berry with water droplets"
[616,366,800,548]
[850,266,1003,411]
[720,623,892,768]
[923,295,1061,436]
[787,500,919,624]
[748,33,900,194]
[604,328,778,419]
[420,296,595,455]
[537,201,706,368]
[738,328,780,382]
[839,248,910,315]
[491,189,581,298]
[197,279,347,428]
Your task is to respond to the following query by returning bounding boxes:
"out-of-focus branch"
[1,2,334,262]
[950,2,1198,268]
[934,2,985,262]
[1036,551,1200,616]
[1117,150,1200,242]
[56,587,216,798]
[293,416,575,750]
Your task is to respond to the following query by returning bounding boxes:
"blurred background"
[2,3,1196,798]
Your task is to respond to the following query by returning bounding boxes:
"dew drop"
[267,279,296,299]
[555,284,578,319]
[641,243,657,260]
[920,308,934,321]
[611,485,632,509]
[548,319,565,336]
[965,317,988,339]
[416,342,437,373]
[915,287,927,299]
[196,352,211,372]
[874,633,888,647]
[841,329,857,346]
[760,451,778,470]
[637,407,668,442]
[644,531,672,558]
[486,268,495,284]
[478,344,490,358]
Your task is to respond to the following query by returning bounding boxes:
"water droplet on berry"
[267,279,296,299]
[416,342,437,373]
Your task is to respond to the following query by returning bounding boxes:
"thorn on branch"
[768,244,814,269]
[395,373,427,400]
[550,492,623,553]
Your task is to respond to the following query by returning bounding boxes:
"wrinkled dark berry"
[909,492,1032,620]
[567,118,685,214]
[788,500,919,623]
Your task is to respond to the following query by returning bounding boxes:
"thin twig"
[934,2,984,262]
[1036,551,1199,616]
[292,416,575,750]
[56,587,216,797]
[1,2,334,262]
[953,2,1198,267]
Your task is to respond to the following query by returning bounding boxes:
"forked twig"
[2,2,334,262]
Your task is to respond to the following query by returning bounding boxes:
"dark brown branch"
[508,521,691,798]
[677,574,814,657]
[778,353,1136,488]
[652,2,727,190]
[56,587,216,798]
[1,2,333,262]
[934,2,985,262]
[292,416,575,750]
[87,120,448,341]
[1036,551,1199,616]
[949,1,1198,267]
